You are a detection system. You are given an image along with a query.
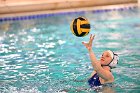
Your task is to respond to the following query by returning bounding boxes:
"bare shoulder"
[103,68,114,83]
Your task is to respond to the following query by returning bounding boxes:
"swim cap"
[107,50,119,68]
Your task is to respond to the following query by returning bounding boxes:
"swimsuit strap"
[88,73,102,87]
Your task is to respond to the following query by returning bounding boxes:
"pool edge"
[0,3,138,22]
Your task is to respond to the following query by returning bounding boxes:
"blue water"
[0,7,140,93]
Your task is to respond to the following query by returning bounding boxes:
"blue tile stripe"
[0,6,137,22]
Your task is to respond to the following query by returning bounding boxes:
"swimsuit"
[88,73,102,87]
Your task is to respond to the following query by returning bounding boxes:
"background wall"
[0,0,137,14]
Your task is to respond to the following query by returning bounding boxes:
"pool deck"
[0,0,138,18]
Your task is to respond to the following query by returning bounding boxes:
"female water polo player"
[82,34,119,88]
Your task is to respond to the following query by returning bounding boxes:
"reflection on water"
[0,7,140,93]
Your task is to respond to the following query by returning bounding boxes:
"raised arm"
[82,34,114,81]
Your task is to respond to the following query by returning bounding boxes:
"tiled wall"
[0,0,137,14]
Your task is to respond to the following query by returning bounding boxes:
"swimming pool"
[0,7,140,93]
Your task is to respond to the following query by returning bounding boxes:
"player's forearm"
[88,50,111,80]
[88,49,101,71]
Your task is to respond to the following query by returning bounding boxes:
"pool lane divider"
[0,6,137,23]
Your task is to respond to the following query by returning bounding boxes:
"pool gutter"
[0,0,138,19]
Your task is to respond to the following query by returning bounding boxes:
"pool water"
[0,7,140,93]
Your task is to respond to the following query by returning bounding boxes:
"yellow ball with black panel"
[70,17,90,37]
